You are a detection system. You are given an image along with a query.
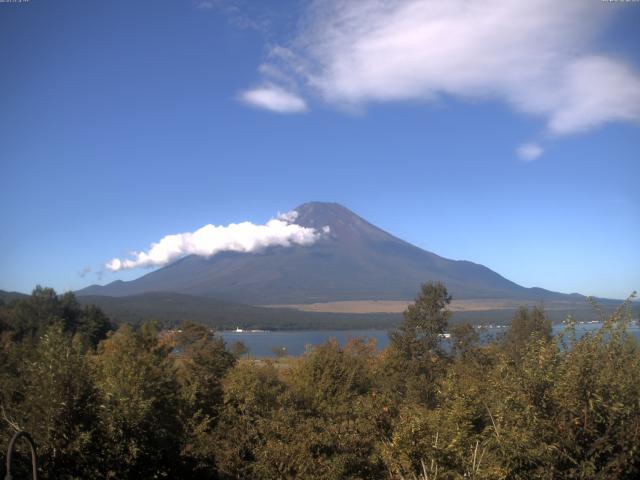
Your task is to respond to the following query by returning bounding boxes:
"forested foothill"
[1,283,639,479]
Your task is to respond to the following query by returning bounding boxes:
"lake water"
[220,322,640,358]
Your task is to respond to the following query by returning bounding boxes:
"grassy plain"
[262,298,605,314]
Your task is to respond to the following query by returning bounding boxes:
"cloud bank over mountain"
[105,211,327,272]
[242,0,640,140]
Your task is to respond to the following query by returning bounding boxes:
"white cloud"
[277,210,299,223]
[517,143,544,162]
[546,56,640,135]
[245,0,640,135]
[105,211,327,272]
[239,84,307,113]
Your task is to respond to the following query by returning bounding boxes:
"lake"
[220,322,640,358]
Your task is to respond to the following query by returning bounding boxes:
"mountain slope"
[78,202,578,304]
[0,290,28,304]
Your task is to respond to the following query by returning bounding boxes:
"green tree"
[502,306,552,360]
[214,360,286,479]
[450,323,480,360]
[253,339,385,480]
[174,322,235,477]
[1,286,112,347]
[93,323,182,478]
[0,323,100,479]
[391,282,452,356]
[547,298,640,478]
[4,286,62,341]
[76,304,113,348]
[383,281,452,405]
[175,322,235,417]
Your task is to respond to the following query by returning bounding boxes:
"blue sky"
[1,0,639,299]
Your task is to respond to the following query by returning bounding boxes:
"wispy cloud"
[105,211,327,272]
[517,143,544,162]
[78,266,92,278]
[243,0,640,136]
[196,0,275,32]
[195,1,214,10]
[239,84,307,113]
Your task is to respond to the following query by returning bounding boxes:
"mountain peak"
[292,202,394,244]
[77,201,573,304]
[293,201,354,225]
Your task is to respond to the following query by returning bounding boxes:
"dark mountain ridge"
[78,202,586,305]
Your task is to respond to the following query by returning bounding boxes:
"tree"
[175,322,235,417]
[502,306,552,360]
[450,323,480,360]
[1,287,112,347]
[174,322,236,477]
[76,304,113,348]
[253,340,384,480]
[214,360,286,479]
[93,323,183,478]
[383,282,452,405]
[390,281,452,357]
[0,323,100,478]
[4,286,62,341]
[230,340,249,358]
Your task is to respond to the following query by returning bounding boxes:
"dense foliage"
[1,283,639,479]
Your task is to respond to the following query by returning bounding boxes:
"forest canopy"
[1,283,639,479]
